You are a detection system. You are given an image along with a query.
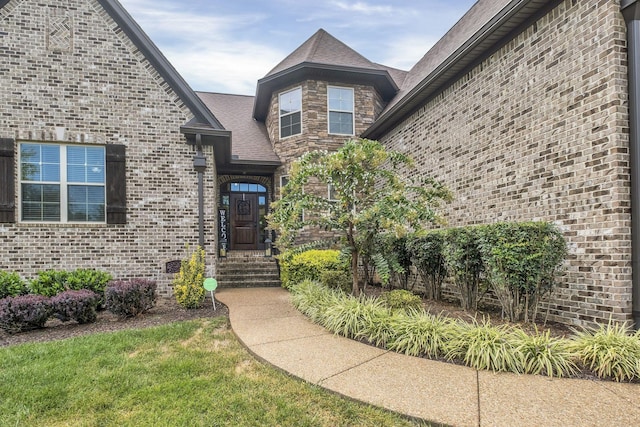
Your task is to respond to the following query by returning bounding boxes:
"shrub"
[280,249,345,288]
[407,231,447,301]
[445,319,520,373]
[372,234,412,289]
[570,322,640,382]
[51,290,100,324]
[477,222,567,322]
[511,328,576,378]
[0,271,28,299]
[319,269,351,293]
[66,269,113,299]
[173,246,206,309]
[442,226,485,310]
[380,289,422,312]
[105,279,157,318]
[29,270,69,297]
[0,294,51,333]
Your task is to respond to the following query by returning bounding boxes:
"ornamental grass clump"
[356,308,398,347]
[290,280,341,323]
[569,322,640,382]
[386,309,454,358]
[510,328,576,377]
[445,318,520,373]
[174,246,206,309]
[322,294,385,338]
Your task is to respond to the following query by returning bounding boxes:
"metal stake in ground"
[203,278,218,310]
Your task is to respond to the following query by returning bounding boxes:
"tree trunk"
[352,248,360,296]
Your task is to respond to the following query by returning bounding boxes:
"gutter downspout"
[622,0,640,329]
[193,134,207,248]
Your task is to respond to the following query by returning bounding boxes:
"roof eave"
[363,0,557,140]
[253,62,398,122]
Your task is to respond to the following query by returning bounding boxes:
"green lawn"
[0,318,419,426]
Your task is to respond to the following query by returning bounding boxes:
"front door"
[230,193,259,250]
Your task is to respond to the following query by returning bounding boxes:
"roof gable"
[253,29,402,122]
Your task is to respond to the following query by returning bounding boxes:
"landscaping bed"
[0,297,227,348]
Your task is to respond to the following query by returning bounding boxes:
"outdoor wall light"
[265,238,272,257]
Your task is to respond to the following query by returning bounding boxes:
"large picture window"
[279,87,302,138]
[328,86,354,135]
[20,143,106,222]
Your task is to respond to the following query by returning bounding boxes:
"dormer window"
[328,86,354,135]
[279,87,302,138]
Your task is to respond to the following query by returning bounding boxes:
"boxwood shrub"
[0,271,28,299]
[105,279,157,318]
[280,249,347,288]
[0,294,52,334]
[51,289,100,324]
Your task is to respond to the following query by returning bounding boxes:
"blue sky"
[118,0,477,95]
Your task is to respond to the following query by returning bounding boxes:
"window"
[328,183,338,202]
[279,88,302,138]
[328,86,354,135]
[20,143,106,222]
[280,175,290,196]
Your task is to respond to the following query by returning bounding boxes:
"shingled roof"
[363,0,555,139]
[253,29,403,121]
[197,92,281,174]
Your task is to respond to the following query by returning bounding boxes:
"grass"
[0,318,418,426]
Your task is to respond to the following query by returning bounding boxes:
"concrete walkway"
[216,287,640,427]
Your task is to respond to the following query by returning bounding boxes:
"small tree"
[173,246,206,309]
[269,138,451,295]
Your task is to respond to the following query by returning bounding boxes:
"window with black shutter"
[106,144,126,224]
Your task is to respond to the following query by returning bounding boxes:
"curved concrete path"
[216,287,640,427]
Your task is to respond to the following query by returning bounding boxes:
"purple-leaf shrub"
[51,290,100,324]
[0,294,51,334]
[105,279,157,318]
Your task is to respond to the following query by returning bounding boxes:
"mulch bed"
[0,298,228,348]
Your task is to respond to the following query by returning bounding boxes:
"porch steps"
[216,251,281,288]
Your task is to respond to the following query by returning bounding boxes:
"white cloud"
[330,1,393,14]
[119,0,286,94]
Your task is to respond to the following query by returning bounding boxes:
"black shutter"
[106,144,126,224]
[0,138,15,223]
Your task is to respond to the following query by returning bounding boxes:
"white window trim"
[279,175,290,196]
[279,87,302,139]
[327,85,355,136]
[327,183,339,202]
[19,142,106,224]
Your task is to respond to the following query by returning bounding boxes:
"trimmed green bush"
[0,294,51,333]
[105,279,157,318]
[320,269,352,293]
[51,290,100,324]
[0,271,28,299]
[173,246,206,309]
[380,289,422,312]
[66,269,113,299]
[442,226,485,310]
[407,231,447,301]
[477,222,567,322]
[280,249,346,288]
[29,270,69,297]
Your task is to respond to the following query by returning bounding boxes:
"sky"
[118,0,477,96]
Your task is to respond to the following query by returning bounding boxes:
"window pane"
[259,196,266,205]
[68,185,105,222]
[67,146,105,184]
[41,145,60,164]
[329,111,353,134]
[281,111,301,138]
[67,164,86,182]
[329,87,353,111]
[21,144,60,182]
[279,88,301,115]
[87,186,105,204]
[249,184,258,192]
[257,184,266,192]
[22,184,60,221]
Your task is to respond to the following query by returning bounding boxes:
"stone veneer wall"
[266,80,384,244]
[0,0,218,295]
[380,0,630,326]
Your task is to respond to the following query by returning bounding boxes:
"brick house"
[2,0,640,327]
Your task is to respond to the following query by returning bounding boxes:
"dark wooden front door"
[230,193,258,250]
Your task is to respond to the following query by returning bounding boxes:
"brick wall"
[0,0,218,295]
[379,0,630,326]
